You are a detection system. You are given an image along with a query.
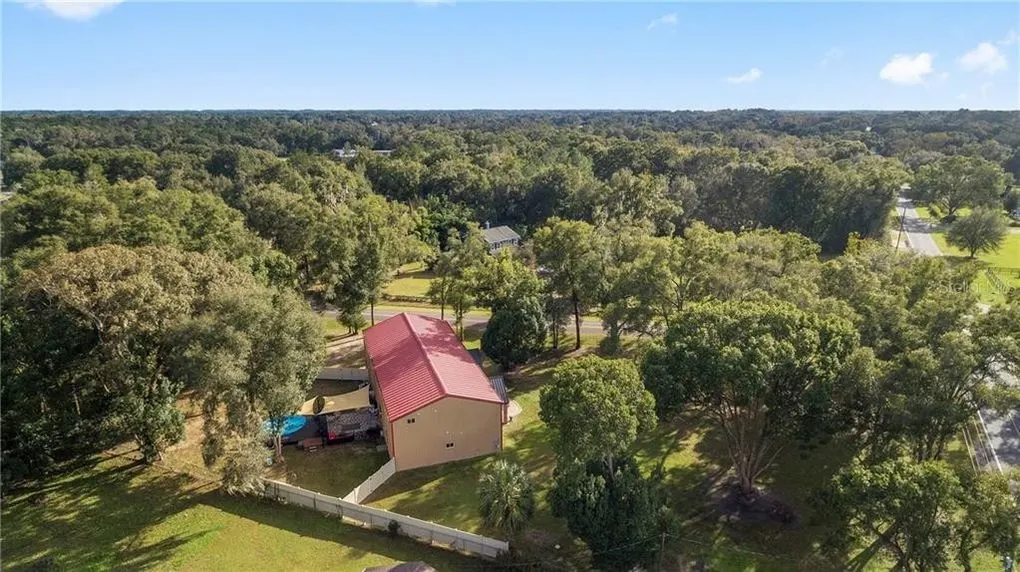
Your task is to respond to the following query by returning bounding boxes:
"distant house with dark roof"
[481,223,520,253]
[363,313,508,471]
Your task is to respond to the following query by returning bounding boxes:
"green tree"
[2,146,45,188]
[540,356,655,471]
[532,218,607,350]
[243,184,322,278]
[817,458,1020,572]
[172,286,323,463]
[642,300,858,497]
[912,155,1007,218]
[601,168,682,235]
[477,459,535,537]
[473,248,543,311]
[426,225,488,320]
[481,295,547,370]
[426,240,458,320]
[946,207,1009,258]
[878,332,996,461]
[322,195,427,329]
[5,246,249,464]
[549,457,670,572]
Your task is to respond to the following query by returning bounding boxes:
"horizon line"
[4,107,1018,113]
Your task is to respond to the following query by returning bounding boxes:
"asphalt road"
[895,197,942,256]
[896,197,1020,472]
[336,305,608,335]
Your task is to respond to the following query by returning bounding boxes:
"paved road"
[897,197,1020,471]
[895,197,941,256]
[327,305,608,335]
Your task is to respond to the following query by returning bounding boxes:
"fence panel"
[264,479,508,559]
[343,458,396,503]
[317,368,369,381]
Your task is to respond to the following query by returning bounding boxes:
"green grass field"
[0,456,480,572]
[913,206,1020,304]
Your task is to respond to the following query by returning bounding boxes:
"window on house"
[406,418,415,424]
[445,442,454,448]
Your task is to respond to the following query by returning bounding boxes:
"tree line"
[2,110,1018,569]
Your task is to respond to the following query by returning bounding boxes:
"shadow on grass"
[201,493,481,568]
[676,419,858,571]
[2,457,215,571]
[269,442,390,499]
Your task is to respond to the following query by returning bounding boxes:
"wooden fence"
[263,479,508,559]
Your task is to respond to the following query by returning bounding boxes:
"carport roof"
[364,313,502,423]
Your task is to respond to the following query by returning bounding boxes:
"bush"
[387,520,401,538]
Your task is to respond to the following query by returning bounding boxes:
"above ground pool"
[262,415,307,437]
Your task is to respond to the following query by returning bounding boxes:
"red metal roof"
[364,313,503,422]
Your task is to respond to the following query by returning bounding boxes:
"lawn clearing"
[929,231,1020,304]
[385,263,434,299]
[908,206,1020,303]
[0,455,480,572]
[268,443,390,499]
[385,273,434,298]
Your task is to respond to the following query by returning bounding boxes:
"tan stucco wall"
[390,397,502,471]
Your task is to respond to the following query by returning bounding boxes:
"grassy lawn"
[0,455,480,572]
[929,230,1020,305]
[268,443,390,499]
[910,206,1020,304]
[385,271,435,299]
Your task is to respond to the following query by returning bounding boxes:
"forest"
[3,109,1020,570]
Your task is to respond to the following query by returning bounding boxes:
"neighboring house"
[363,313,507,471]
[481,223,521,253]
[332,148,395,160]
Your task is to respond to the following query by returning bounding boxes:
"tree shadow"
[2,457,216,571]
[677,417,857,570]
[200,493,480,568]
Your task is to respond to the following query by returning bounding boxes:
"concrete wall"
[391,397,502,471]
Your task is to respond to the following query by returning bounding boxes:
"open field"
[386,270,435,299]
[912,206,1020,303]
[0,454,480,572]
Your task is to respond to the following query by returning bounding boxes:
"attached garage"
[363,313,506,471]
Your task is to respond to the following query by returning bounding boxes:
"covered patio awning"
[296,385,371,416]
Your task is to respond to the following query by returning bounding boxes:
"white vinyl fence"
[343,458,396,504]
[264,479,508,559]
[318,368,369,381]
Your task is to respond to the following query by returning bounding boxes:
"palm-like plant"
[478,459,535,536]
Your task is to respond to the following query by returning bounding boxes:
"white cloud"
[879,53,934,85]
[18,0,123,21]
[725,68,763,84]
[647,13,677,30]
[959,42,1007,75]
[820,48,844,68]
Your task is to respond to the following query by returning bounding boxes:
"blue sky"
[3,1,1018,110]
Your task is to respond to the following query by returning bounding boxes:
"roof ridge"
[401,313,448,399]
